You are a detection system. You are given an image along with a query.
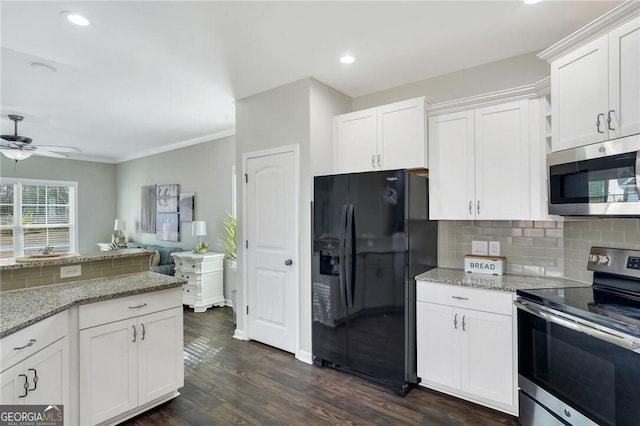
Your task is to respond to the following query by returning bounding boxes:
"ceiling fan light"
[1,149,34,161]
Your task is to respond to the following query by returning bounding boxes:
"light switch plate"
[489,241,501,256]
[60,264,81,278]
[471,240,488,255]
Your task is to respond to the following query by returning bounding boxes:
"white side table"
[170,251,225,312]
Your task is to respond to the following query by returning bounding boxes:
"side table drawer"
[175,269,197,282]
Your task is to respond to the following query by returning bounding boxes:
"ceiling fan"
[0,115,81,161]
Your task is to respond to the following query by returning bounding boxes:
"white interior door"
[245,147,297,353]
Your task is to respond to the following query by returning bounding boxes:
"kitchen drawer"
[79,288,181,330]
[1,310,68,371]
[416,281,513,316]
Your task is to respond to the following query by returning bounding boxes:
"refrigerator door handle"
[345,204,355,308]
[339,205,348,308]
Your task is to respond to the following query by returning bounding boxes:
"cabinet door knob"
[285,259,293,266]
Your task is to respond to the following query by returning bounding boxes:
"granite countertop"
[415,267,588,293]
[0,248,151,271]
[0,271,186,338]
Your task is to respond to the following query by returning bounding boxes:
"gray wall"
[115,135,236,298]
[353,51,550,109]
[0,156,117,253]
[235,77,350,360]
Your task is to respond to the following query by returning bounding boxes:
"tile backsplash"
[438,218,640,283]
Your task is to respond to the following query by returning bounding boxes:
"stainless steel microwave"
[547,135,640,216]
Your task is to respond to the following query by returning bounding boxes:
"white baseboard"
[296,349,313,365]
[225,298,232,307]
[233,328,247,340]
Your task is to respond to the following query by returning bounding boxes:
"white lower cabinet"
[79,288,183,425]
[416,282,517,415]
[0,311,69,411]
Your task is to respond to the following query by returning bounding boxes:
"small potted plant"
[218,212,237,268]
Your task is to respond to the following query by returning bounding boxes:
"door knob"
[285,259,293,266]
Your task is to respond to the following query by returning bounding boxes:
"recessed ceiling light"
[29,62,57,73]
[340,55,355,64]
[524,0,543,4]
[60,11,91,26]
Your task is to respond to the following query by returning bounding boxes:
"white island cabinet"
[416,281,517,416]
[79,287,183,426]
[171,251,225,312]
[0,311,69,411]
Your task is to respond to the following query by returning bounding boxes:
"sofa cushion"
[149,249,161,267]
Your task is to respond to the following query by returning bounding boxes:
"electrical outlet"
[60,264,82,278]
[471,240,488,255]
[489,241,501,256]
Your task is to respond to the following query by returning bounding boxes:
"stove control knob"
[589,255,600,263]
[599,255,610,265]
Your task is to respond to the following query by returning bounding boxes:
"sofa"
[126,242,187,276]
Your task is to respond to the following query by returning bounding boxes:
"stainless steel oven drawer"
[519,391,565,426]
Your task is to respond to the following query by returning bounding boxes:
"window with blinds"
[0,179,77,259]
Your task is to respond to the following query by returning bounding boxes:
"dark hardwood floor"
[124,306,519,425]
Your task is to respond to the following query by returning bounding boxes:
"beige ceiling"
[1,1,621,163]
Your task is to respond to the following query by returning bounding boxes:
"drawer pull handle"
[18,374,29,398]
[451,296,469,300]
[14,339,37,350]
[27,368,38,391]
[132,325,137,342]
[129,303,148,309]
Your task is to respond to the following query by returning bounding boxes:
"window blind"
[0,180,76,258]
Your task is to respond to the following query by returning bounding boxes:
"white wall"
[235,77,350,361]
[353,51,550,109]
[0,156,117,253]
[115,135,236,297]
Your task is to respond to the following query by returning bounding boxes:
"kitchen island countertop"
[0,271,186,338]
[415,267,587,293]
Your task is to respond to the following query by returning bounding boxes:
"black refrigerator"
[312,169,437,395]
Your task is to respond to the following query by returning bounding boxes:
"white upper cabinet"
[551,36,609,151]
[541,5,640,152]
[334,97,426,173]
[428,99,530,220]
[609,17,640,139]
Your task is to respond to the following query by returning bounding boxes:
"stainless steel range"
[516,247,640,426]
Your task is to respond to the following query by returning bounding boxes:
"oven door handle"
[515,299,640,353]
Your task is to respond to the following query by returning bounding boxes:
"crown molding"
[538,1,640,63]
[426,81,549,116]
[114,128,236,163]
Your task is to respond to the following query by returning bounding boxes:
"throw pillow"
[149,249,161,267]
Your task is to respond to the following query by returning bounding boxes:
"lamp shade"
[1,149,34,161]
[114,219,126,231]
[192,220,207,237]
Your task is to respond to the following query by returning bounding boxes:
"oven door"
[516,299,640,426]
[547,135,640,216]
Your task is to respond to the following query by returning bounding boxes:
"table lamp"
[112,219,126,247]
[192,220,208,253]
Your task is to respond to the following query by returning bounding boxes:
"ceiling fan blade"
[34,145,81,153]
[32,150,70,159]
